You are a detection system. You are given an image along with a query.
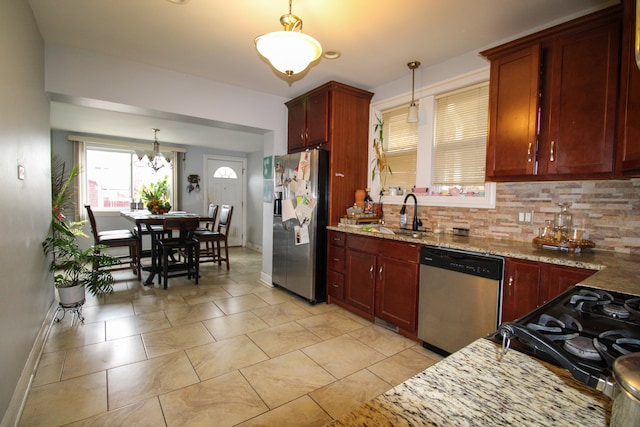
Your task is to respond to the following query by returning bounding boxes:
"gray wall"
[0,0,53,420]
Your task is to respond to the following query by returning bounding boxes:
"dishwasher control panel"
[420,246,503,280]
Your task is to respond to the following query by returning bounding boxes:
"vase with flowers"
[371,115,392,201]
[140,176,172,214]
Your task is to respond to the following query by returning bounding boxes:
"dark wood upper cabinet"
[616,0,640,176]
[482,5,622,182]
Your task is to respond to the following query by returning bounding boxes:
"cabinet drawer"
[327,270,344,300]
[328,230,346,247]
[382,240,420,263]
[328,245,345,273]
[347,234,383,253]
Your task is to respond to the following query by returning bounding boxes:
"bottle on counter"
[364,188,373,213]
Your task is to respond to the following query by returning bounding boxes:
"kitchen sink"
[389,228,433,238]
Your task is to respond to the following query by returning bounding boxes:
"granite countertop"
[328,225,640,297]
[328,339,612,426]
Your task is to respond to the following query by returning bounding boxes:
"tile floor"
[20,247,443,426]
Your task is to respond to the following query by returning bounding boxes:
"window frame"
[70,135,183,217]
[369,67,496,209]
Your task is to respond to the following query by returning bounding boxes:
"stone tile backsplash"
[380,179,640,254]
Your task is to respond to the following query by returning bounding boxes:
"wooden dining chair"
[152,217,200,289]
[85,205,140,280]
[194,204,233,269]
[196,203,218,232]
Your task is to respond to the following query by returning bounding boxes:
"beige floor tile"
[348,324,417,356]
[240,351,335,409]
[31,350,64,387]
[44,321,106,353]
[142,322,214,358]
[105,310,171,341]
[214,294,269,315]
[186,334,269,380]
[107,351,199,410]
[253,287,295,305]
[132,293,188,315]
[222,282,267,297]
[302,335,386,379]
[62,335,147,380]
[292,300,339,315]
[238,395,332,427]
[181,286,233,305]
[309,369,392,419]
[164,301,225,326]
[409,343,446,363]
[63,397,165,427]
[81,301,135,323]
[247,322,323,358]
[296,311,366,340]
[251,301,313,326]
[160,371,268,427]
[20,372,107,427]
[368,348,438,386]
[202,311,269,340]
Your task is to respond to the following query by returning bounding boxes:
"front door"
[204,156,245,247]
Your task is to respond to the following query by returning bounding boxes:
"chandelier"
[255,0,322,78]
[136,128,172,173]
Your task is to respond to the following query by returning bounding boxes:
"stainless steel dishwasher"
[418,246,503,355]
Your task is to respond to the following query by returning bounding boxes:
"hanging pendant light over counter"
[407,61,421,123]
[255,0,322,78]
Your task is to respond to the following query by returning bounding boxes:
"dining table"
[120,210,203,285]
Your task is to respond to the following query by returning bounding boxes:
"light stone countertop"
[327,338,612,426]
[328,225,640,296]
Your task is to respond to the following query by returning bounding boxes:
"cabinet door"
[502,258,542,323]
[306,90,329,147]
[486,45,541,179]
[327,270,345,301]
[345,249,376,315]
[540,19,620,177]
[375,256,419,332]
[617,0,640,176]
[539,264,596,305]
[287,98,306,153]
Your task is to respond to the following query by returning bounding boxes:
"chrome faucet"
[400,193,422,231]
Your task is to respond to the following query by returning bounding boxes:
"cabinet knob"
[527,142,532,163]
[550,140,555,162]
[332,257,341,262]
[508,276,513,297]
[369,265,374,278]
[379,266,383,281]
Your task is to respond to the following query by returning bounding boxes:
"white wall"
[0,1,53,422]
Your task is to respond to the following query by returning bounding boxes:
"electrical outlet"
[517,210,535,225]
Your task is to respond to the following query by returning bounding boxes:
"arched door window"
[213,166,238,179]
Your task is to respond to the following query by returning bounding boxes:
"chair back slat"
[217,205,233,236]
[84,205,100,244]
[204,203,218,230]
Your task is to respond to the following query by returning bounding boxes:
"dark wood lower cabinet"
[502,257,596,323]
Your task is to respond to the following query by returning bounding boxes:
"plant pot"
[57,285,85,308]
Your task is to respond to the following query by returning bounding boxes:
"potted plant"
[140,175,171,214]
[371,115,392,201]
[42,160,118,306]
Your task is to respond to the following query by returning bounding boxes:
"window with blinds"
[433,83,489,186]
[382,104,418,190]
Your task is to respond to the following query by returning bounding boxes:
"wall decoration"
[263,156,273,179]
[187,174,200,193]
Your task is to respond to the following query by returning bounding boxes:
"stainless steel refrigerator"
[272,150,328,304]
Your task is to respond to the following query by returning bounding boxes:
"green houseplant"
[42,160,118,303]
[140,175,171,214]
[371,116,392,200]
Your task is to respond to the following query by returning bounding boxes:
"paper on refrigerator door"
[281,199,296,221]
[297,151,311,181]
[294,224,310,245]
[295,195,314,226]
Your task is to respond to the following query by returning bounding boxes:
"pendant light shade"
[407,61,421,123]
[255,0,322,77]
[135,128,172,173]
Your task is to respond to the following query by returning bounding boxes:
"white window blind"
[433,83,489,186]
[382,104,418,190]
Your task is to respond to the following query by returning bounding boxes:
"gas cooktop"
[492,286,640,389]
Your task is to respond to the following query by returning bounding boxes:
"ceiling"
[28,0,615,151]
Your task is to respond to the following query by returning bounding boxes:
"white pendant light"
[255,0,322,77]
[407,61,421,123]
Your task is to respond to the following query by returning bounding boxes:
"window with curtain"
[75,140,178,212]
[382,104,418,191]
[431,83,489,195]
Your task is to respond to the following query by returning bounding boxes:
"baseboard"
[259,272,272,288]
[1,301,57,427]
[245,242,262,253]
